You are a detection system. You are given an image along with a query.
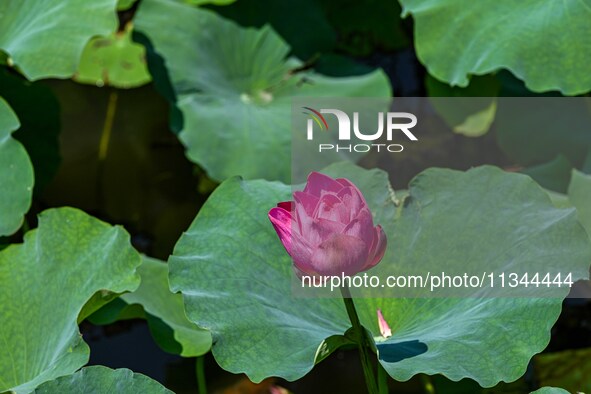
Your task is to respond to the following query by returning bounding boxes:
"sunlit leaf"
[399,0,591,94]
[75,25,152,89]
[33,366,173,393]
[0,0,118,80]
[169,162,590,386]
[0,208,141,393]
[134,0,390,182]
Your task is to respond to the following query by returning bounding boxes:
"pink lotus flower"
[268,172,387,277]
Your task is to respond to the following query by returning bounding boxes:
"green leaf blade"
[75,28,152,89]
[169,163,591,386]
[0,0,118,80]
[0,208,141,393]
[169,177,350,381]
[135,0,391,182]
[33,366,174,394]
[400,0,591,95]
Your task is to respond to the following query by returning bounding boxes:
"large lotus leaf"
[0,69,61,194]
[398,0,591,95]
[0,0,118,80]
[0,208,141,393]
[120,256,212,357]
[33,366,173,394]
[75,26,152,89]
[134,0,391,182]
[169,162,591,386]
[0,97,33,236]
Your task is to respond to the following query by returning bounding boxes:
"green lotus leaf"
[169,162,590,387]
[0,97,33,236]
[0,0,118,80]
[0,208,141,393]
[399,0,591,95]
[530,388,570,394]
[134,0,391,182]
[75,26,152,89]
[33,366,173,393]
[120,256,212,357]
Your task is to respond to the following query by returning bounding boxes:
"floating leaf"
[399,0,591,94]
[33,366,173,393]
[134,0,390,182]
[0,97,33,236]
[75,25,152,89]
[0,0,118,80]
[169,162,590,386]
[0,208,141,393]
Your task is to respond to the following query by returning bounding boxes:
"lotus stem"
[341,285,379,394]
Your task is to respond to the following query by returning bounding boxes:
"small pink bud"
[268,172,387,277]
[270,386,289,394]
[377,309,392,338]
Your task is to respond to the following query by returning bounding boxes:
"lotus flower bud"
[377,309,392,338]
[268,172,387,277]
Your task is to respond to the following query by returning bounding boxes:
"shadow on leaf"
[377,340,427,363]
